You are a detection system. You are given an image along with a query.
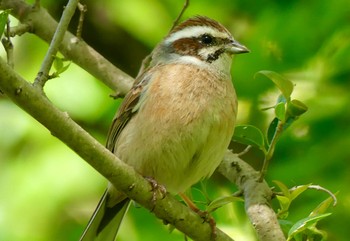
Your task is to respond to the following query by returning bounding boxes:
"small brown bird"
[80,16,249,241]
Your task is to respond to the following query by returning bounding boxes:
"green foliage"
[273,181,335,241]
[0,10,10,38]
[256,70,308,127]
[51,56,71,78]
[235,70,309,148]
[266,117,279,145]
[233,71,308,178]
[233,69,336,239]
[206,195,244,213]
[256,70,294,101]
[288,213,331,241]
[233,125,266,153]
[274,181,311,219]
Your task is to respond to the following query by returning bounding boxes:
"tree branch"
[0,1,286,240]
[76,2,87,40]
[219,151,286,241]
[0,0,133,95]
[0,57,235,241]
[1,19,14,68]
[34,0,79,87]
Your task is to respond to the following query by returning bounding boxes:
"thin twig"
[231,190,243,197]
[289,184,338,206]
[237,145,252,157]
[136,0,190,81]
[8,23,31,37]
[34,0,79,88]
[171,0,190,31]
[1,0,133,95]
[1,39,14,68]
[1,18,14,68]
[76,3,87,40]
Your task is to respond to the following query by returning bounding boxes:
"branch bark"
[219,152,286,241]
[0,1,286,240]
[0,0,133,95]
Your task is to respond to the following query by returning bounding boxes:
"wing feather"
[106,71,151,152]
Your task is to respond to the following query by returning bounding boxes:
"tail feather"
[80,189,131,241]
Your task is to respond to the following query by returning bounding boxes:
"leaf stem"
[237,145,252,157]
[171,0,189,31]
[259,120,284,181]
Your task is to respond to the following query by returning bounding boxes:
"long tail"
[80,189,131,241]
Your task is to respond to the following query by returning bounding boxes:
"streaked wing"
[106,71,151,152]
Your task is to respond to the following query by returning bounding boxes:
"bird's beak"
[226,40,250,54]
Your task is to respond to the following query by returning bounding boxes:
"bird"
[80,15,249,241]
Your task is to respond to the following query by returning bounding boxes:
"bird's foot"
[145,177,167,210]
[179,193,217,240]
[197,210,217,240]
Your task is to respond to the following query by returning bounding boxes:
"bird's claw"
[145,177,167,210]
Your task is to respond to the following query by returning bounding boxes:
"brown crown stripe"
[170,16,229,35]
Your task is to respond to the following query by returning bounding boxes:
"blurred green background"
[1,0,349,240]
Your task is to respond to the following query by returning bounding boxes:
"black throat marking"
[206,48,226,63]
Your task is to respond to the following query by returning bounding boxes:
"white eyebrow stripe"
[164,26,231,45]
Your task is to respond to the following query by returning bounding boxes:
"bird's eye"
[201,34,214,45]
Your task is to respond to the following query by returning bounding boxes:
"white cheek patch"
[176,55,207,67]
[165,26,230,45]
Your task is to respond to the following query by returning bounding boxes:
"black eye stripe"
[170,34,232,62]
[197,35,231,46]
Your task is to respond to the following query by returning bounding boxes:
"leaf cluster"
[234,71,308,154]
[274,181,335,241]
[232,71,334,239]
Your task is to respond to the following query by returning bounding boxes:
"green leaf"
[0,10,10,38]
[53,57,64,72]
[233,125,266,152]
[276,94,288,104]
[256,70,294,100]
[206,195,243,213]
[57,62,71,75]
[52,56,71,77]
[276,195,290,219]
[273,180,291,198]
[279,219,294,236]
[267,117,279,145]
[310,195,335,217]
[273,180,292,218]
[283,115,297,131]
[275,102,286,121]
[290,184,311,201]
[286,99,308,118]
[288,213,332,238]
